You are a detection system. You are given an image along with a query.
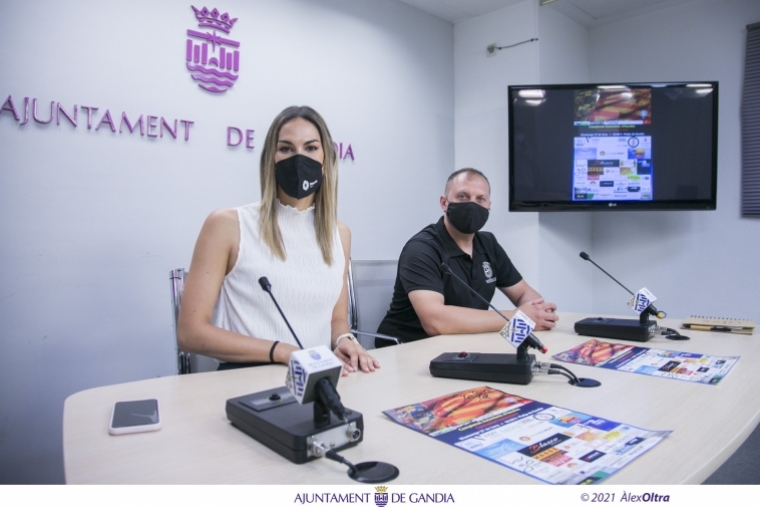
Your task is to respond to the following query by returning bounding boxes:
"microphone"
[429,263,540,386]
[259,276,304,349]
[575,252,666,342]
[286,345,347,424]
[439,262,547,353]
[316,378,348,421]
[429,263,597,387]
[579,252,666,319]
[227,277,401,482]
[258,276,347,421]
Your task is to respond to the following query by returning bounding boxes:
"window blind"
[743,22,760,217]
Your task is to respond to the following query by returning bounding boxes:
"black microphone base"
[574,317,655,342]
[226,386,363,465]
[429,352,535,385]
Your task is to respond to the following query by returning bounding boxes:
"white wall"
[536,3,594,313]
[587,0,760,321]
[454,1,595,313]
[0,0,454,483]
[467,0,760,322]
[454,0,540,310]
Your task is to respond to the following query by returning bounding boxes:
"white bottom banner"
[3,485,759,507]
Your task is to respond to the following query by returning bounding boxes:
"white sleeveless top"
[213,201,345,349]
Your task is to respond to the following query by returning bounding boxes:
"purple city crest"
[185,6,240,93]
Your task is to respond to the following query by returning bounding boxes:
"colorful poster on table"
[552,339,739,385]
[383,386,670,485]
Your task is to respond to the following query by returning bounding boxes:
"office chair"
[169,268,219,374]
[347,259,401,349]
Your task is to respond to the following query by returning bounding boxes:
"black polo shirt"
[377,217,522,343]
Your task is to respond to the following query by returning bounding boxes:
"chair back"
[347,259,399,349]
[169,268,219,374]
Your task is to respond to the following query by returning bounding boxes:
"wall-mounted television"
[508,82,718,211]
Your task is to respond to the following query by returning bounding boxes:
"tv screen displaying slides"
[508,82,718,211]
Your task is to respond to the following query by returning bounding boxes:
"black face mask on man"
[445,201,490,234]
[274,154,323,199]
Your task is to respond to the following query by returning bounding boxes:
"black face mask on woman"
[274,154,323,199]
[445,201,490,234]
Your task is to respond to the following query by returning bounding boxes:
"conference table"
[63,313,760,484]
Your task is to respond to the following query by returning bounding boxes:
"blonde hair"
[259,106,339,265]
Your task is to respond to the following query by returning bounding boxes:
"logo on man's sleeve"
[483,262,496,283]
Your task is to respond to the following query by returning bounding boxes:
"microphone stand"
[226,278,362,463]
[429,263,599,387]
[575,252,680,342]
[225,277,400,482]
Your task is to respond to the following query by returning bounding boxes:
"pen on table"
[686,324,743,332]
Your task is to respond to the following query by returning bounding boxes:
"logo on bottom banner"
[293,486,455,505]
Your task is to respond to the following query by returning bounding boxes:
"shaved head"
[444,168,490,198]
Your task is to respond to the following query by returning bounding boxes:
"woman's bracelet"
[333,333,357,350]
[269,340,280,364]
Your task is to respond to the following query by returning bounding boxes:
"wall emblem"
[186,6,240,93]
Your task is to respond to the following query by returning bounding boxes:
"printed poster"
[553,339,739,385]
[383,386,670,485]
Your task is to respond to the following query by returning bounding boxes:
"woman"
[178,106,379,374]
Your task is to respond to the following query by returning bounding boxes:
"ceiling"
[395,0,697,27]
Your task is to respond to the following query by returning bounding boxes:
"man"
[376,168,558,345]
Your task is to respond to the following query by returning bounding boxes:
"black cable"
[496,38,538,50]
[548,369,575,384]
[549,363,581,384]
[325,449,359,474]
[660,327,690,341]
[535,361,600,387]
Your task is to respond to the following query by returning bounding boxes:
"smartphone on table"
[109,399,161,435]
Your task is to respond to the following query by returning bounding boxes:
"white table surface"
[63,313,760,484]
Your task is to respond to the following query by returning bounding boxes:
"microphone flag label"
[285,359,307,397]
[626,287,657,314]
[500,310,536,348]
[287,346,343,405]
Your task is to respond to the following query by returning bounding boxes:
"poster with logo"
[553,339,739,385]
[572,88,654,203]
[383,386,670,485]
